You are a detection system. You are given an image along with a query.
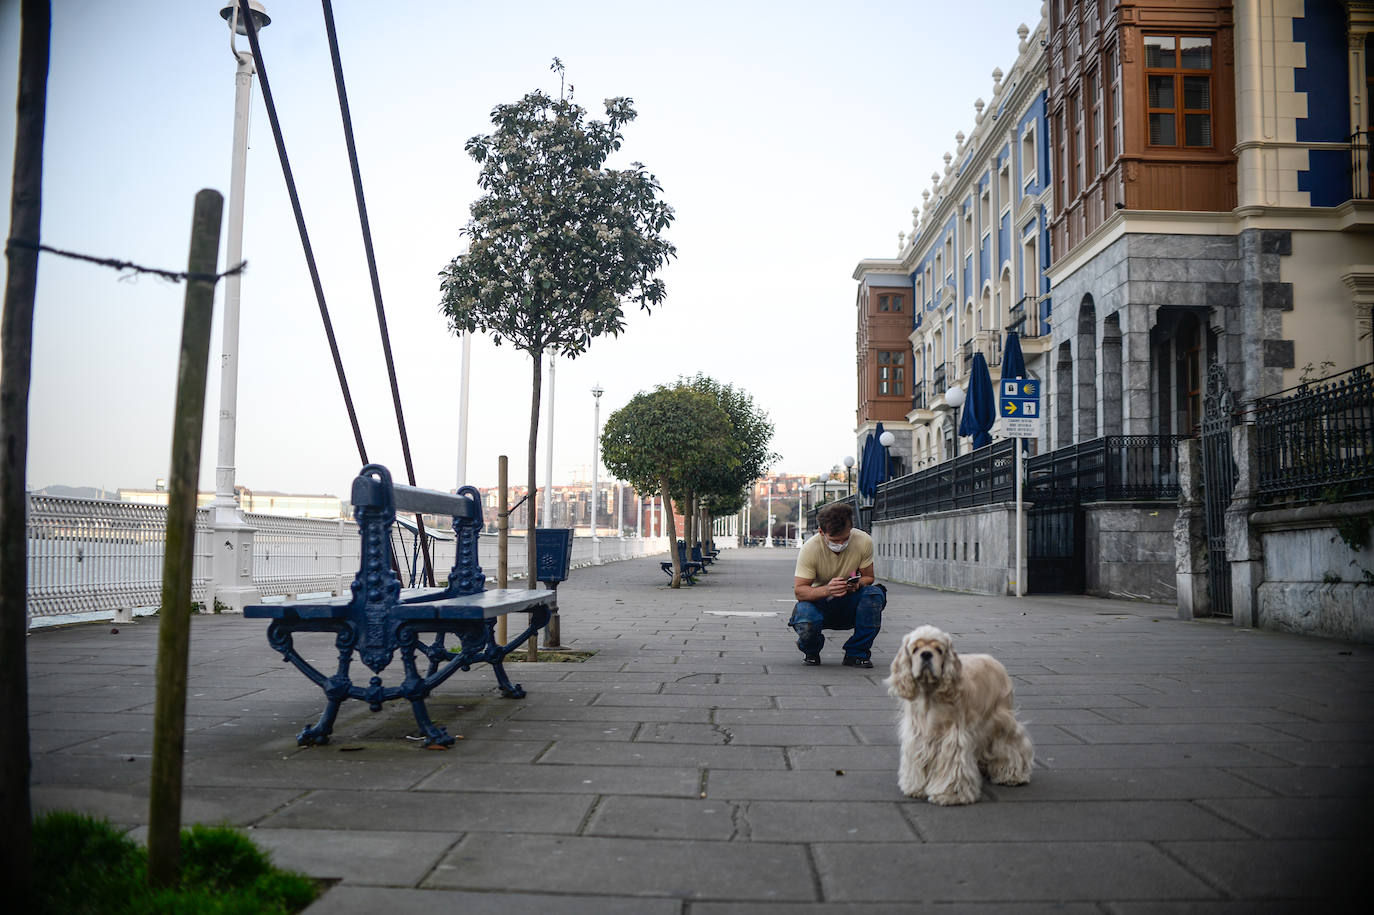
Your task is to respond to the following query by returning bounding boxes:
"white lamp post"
[879,430,896,479]
[843,454,855,495]
[210,1,270,612]
[590,384,603,564]
[765,480,774,548]
[944,385,966,458]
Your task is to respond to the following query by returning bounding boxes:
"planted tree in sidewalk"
[681,374,778,548]
[438,59,675,587]
[600,386,737,587]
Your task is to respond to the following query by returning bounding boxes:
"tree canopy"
[436,66,674,587]
[600,385,737,586]
[680,374,779,517]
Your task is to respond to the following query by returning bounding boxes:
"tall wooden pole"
[0,2,50,904]
[147,190,224,887]
[497,455,508,643]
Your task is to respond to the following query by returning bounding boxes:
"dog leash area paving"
[27,548,1374,912]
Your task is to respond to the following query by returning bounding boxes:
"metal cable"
[318,0,435,586]
[236,0,369,468]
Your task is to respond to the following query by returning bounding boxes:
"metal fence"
[26,496,214,619]
[25,494,669,625]
[1254,363,1374,507]
[873,435,1186,522]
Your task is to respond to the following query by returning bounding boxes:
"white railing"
[26,495,214,623]
[24,494,673,627]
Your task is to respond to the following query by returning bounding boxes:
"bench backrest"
[351,464,486,598]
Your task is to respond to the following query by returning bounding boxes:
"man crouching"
[789,502,886,669]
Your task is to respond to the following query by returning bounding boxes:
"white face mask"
[826,538,849,553]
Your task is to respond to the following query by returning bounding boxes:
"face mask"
[826,538,848,553]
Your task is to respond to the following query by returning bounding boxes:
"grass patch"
[31,811,319,914]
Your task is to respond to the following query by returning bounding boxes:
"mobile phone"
[846,572,861,584]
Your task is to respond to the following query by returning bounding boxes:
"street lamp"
[209,2,271,612]
[879,430,896,480]
[591,384,603,564]
[765,480,774,548]
[843,455,855,495]
[944,385,966,458]
[212,0,272,519]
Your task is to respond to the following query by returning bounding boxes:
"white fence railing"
[24,494,678,627]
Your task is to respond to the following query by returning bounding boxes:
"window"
[1056,111,1068,210]
[1072,91,1084,195]
[1144,34,1213,147]
[1021,124,1037,188]
[876,293,904,313]
[1090,67,1103,177]
[877,351,906,396]
[1110,44,1122,160]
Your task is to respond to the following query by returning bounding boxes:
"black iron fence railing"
[874,435,1187,522]
[912,381,927,411]
[1353,130,1371,200]
[1254,363,1374,506]
[932,362,948,394]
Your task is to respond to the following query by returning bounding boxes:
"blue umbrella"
[1002,330,1027,381]
[959,353,997,449]
[857,432,877,498]
[872,422,888,488]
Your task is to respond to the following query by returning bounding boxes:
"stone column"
[1101,313,1123,438]
[1226,423,1263,628]
[1174,438,1211,619]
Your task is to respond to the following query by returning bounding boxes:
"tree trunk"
[661,475,680,588]
[527,350,542,590]
[0,2,48,905]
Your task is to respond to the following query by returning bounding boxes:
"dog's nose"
[919,650,932,661]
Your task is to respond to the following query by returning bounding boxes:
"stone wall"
[872,504,1020,596]
[1084,501,1178,602]
[1253,502,1374,643]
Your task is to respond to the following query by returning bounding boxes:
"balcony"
[912,381,927,411]
[961,331,1003,370]
[932,362,948,393]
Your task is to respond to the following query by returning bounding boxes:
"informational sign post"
[999,379,1040,599]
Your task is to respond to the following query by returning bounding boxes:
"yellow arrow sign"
[1003,401,1017,415]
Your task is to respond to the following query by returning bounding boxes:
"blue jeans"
[788,585,886,660]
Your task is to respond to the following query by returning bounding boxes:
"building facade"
[1046,0,1373,447]
[855,17,1054,468]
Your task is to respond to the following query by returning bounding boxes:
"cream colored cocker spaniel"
[884,625,1034,805]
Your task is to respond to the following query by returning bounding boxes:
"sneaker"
[841,656,873,668]
[803,653,821,666]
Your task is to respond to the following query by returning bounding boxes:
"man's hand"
[825,577,850,598]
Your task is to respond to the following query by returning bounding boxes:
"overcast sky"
[0,0,1038,496]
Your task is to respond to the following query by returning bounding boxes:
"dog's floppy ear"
[885,640,918,700]
[934,638,962,702]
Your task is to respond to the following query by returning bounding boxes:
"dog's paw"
[989,771,1031,786]
[927,788,980,806]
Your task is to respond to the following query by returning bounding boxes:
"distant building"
[117,485,344,519]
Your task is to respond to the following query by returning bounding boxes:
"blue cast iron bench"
[244,463,556,749]
[661,540,703,584]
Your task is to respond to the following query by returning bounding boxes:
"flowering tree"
[439,70,675,586]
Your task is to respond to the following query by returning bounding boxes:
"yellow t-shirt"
[794,529,875,585]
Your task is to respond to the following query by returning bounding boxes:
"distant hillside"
[32,485,117,500]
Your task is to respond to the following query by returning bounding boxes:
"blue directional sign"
[999,378,1041,436]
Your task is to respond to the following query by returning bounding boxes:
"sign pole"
[1015,439,1024,598]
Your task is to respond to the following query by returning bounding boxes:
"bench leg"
[399,634,456,748]
[297,698,343,747]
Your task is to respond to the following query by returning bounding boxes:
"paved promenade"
[27,548,1373,912]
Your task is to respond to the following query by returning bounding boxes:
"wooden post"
[0,2,50,905]
[147,190,224,887]
[497,455,508,643]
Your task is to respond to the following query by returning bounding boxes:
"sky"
[0,0,1039,496]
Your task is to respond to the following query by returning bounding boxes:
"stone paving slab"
[25,548,1374,909]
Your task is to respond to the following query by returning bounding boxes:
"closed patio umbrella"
[959,352,997,449]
